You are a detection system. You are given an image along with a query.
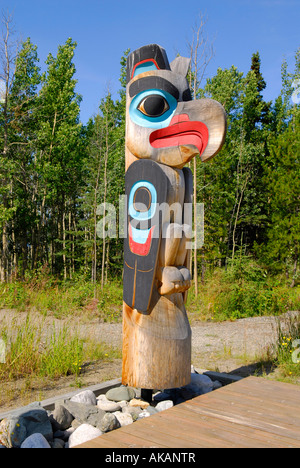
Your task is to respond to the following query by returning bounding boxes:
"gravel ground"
[0,308,283,360]
[81,313,288,374]
[0,309,297,412]
[79,315,280,365]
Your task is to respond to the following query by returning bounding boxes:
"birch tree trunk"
[187,13,214,296]
[0,12,17,282]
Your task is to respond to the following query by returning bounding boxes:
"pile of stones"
[0,371,221,448]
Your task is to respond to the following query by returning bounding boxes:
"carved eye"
[133,187,151,212]
[137,94,170,117]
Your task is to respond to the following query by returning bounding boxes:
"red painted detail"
[128,224,155,256]
[169,114,190,124]
[131,59,160,79]
[149,114,209,156]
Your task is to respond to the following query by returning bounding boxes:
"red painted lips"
[149,114,209,155]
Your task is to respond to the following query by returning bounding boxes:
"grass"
[0,258,298,386]
[0,314,121,383]
[0,270,123,321]
[272,312,300,381]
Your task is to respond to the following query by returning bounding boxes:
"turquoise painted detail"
[130,225,151,244]
[128,181,157,221]
[129,89,177,129]
[133,62,158,77]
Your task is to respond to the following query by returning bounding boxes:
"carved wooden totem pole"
[122,44,226,391]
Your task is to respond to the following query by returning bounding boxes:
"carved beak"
[149,114,209,156]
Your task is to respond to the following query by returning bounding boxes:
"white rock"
[155,400,174,412]
[113,411,133,427]
[70,390,97,406]
[97,400,121,412]
[21,433,51,449]
[68,424,102,448]
[96,394,109,402]
[138,410,151,419]
[118,400,128,408]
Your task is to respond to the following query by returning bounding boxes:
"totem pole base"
[122,291,191,390]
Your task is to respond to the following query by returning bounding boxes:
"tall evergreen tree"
[200,53,271,265]
[259,48,300,284]
[263,112,299,284]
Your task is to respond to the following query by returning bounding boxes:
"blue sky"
[1,0,299,123]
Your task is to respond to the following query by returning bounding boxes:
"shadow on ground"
[228,361,277,378]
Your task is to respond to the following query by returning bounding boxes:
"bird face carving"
[125,44,226,169]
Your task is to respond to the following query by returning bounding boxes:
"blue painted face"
[129,89,177,129]
[132,62,158,77]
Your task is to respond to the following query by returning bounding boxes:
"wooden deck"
[76,376,300,448]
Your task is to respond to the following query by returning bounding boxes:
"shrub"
[190,256,299,321]
[273,312,300,379]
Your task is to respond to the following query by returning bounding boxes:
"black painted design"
[126,44,170,84]
[182,88,192,101]
[123,159,168,313]
[129,76,179,100]
[138,94,169,117]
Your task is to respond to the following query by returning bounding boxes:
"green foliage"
[0,24,298,324]
[257,113,300,282]
[274,313,300,378]
[0,270,123,321]
[187,255,299,321]
[215,257,297,320]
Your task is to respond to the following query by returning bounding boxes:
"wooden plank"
[224,376,300,404]
[117,415,201,448]
[190,377,300,425]
[75,377,300,449]
[182,396,300,443]
[209,386,300,421]
[142,409,247,448]
[161,408,280,448]
[81,426,166,449]
[218,380,300,409]
[171,404,299,448]
[183,398,300,442]
[186,385,300,424]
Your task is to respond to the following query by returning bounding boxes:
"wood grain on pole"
[122,44,226,390]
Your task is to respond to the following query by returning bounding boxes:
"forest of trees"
[0,13,299,291]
